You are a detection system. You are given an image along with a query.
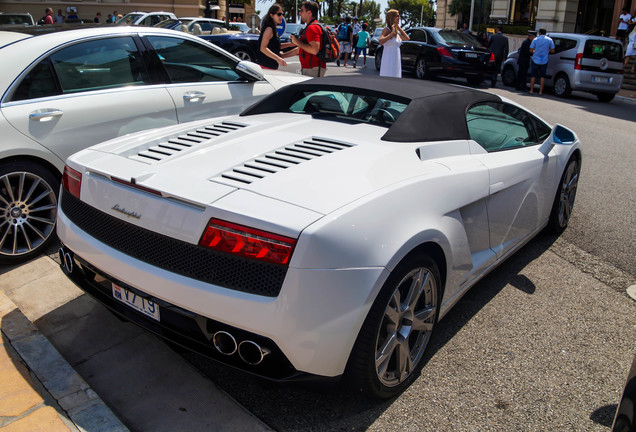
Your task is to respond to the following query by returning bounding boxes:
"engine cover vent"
[211,137,355,187]
[128,121,248,164]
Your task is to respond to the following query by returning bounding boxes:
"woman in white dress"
[379,9,410,77]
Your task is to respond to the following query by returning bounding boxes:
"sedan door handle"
[183,91,206,103]
[29,109,63,122]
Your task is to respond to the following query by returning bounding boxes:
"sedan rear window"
[435,30,484,48]
[583,40,623,61]
[289,90,409,127]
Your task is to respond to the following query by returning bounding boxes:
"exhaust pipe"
[58,247,74,274]
[213,331,237,355]
[238,340,270,365]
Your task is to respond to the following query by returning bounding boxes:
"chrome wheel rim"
[416,60,426,79]
[557,161,578,228]
[554,77,567,95]
[234,51,252,61]
[0,171,57,257]
[375,267,437,387]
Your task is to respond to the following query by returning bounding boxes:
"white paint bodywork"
[57,101,581,378]
[0,27,307,173]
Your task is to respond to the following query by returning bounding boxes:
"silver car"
[501,33,624,102]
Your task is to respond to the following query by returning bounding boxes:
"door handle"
[29,110,63,122]
[489,182,505,195]
[183,92,206,103]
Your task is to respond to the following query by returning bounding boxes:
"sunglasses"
[275,12,283,16]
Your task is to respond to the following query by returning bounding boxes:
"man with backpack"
[336,16,353,67]
[290,1,327,77]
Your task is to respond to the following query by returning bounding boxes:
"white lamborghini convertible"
[56,76,581,398]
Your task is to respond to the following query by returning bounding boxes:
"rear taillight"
[574,53,583,70]
[437,47,453,58]
[199,218,296,265]
[489,52,495,62]
[62,165,82,199]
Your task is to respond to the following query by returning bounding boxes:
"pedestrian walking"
[352,16,362,46]
[290,1,326,77]
[353,23,369,68]
[529,28,555,95]
[257,4,298,70]
[516,30,536,91]
[379,9,409,78]
[617,7,632,47]
[336,16,353,67]
[488,26,508,87]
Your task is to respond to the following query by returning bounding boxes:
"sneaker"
[337,59,340,67]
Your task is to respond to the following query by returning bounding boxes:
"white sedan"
[56,76,581,398]
[0,26,307,263]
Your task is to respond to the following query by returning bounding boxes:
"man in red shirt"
[290,1,326,77]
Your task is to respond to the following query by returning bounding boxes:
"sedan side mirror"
[552,124,577,145]
[236,61,264,81]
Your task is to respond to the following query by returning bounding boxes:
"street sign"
[276,17,286,37]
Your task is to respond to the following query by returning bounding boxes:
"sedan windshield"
[116,13,143,25]
[288,90,409,126]
[435,30,484,48]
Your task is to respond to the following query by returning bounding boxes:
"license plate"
[465,53,478,58]
[592,76,610,83]
[112,284,160,321]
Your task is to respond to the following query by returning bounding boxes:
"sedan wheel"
[553,74,572,98]
[375,49,382,71]
[549,157,579,234]
[415,57,428,80]
[348,253,440,399]
[232,49,254,62]
[0,161,59,264]
[501,65,517,87]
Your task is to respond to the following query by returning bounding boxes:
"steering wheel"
[375,108,397,124]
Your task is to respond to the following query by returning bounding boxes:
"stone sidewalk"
[0,291,127,432]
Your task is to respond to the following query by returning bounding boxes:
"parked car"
[283,22,305,36]
[375,27,495,85]
[116,11,177,26]
[0,26,307,263]
[199,30,292,63]
[155,17,226,35]
[228,22,251,33]
[501,33,624,102]
[57,76,581,399]
[0,12,34,26]
[613,354,636,431]
[368,27,383,56]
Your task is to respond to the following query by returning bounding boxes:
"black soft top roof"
[241,76,501,142]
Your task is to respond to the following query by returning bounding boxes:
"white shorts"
[339,41,352,54]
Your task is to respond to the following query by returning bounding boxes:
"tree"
[387,0,433,28]
[449,0,492,28]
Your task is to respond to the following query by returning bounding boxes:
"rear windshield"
[584,40,623,61]
[435,30,485,48]
[0,15,33,25]
[288,90,409,127]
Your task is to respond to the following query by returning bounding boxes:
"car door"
[401,29,428,68]
[1,35,178,163]
[143,35,275,123]
[466,101,557,258]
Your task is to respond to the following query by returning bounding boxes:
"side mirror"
[552,124,576,145]
[236,60,264,81]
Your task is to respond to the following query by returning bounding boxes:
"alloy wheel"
[556,160,578,228]
[0,171,58,258]
[375,266,438,387]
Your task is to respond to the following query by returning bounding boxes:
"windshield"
[116,13,143,25]
[285,23,303,34]
[373,28,383,37]
[288,90,409,127]
[435,30,484,47]
[229,22,249,32]
[155,19,179,28]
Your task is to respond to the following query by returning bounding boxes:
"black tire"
[553,73,572,98]
[232,48,254,62]
[375,48,382,71]
[0,160,60,264]
[466,75,484,86]
[415,57,429,80]
[595,92,615,103]
[347,252,441,399]
[548,156,580,234]
[501,65,517,87]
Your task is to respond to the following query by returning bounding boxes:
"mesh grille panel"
[60,190,286,297]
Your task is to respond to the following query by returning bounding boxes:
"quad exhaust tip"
[212,331,270,365]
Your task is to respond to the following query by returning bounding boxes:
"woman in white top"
[379,9,409,78]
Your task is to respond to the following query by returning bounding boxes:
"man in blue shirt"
[529,28,555,95]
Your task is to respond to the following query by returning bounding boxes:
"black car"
[375,27,495,85]
[369,27,383,56]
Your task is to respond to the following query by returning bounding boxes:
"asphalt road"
[180,62,636,431]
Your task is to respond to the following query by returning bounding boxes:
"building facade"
[436,0,632,37]
[0,0,255,24]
